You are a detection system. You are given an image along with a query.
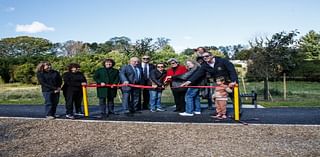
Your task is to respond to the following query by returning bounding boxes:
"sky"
[0,0,320,52]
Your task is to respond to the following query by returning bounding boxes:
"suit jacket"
[188,57,238,84]
[139,63,155,85]
[94,67,119,98]
[119,64,143,91]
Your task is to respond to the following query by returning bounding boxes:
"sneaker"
[179,112,194,116]
[150,109,156,112]
[96,114,108,119]
[193,111,201,115]
[211,114,222,119]
[66,114,75,120]
[54,114,61,118]
[156,108,166,112]
[74,112,84,116]
[45,116,55,120]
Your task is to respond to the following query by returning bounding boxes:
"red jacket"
[165,65,187,83]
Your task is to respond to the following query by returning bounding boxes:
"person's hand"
[166,76,172,79]
[180,81,191,87]
[228,82,236,88]
[123,81,129,86]
[100,82,106,86]
[81,82,87,86]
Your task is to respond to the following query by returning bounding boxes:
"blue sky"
[0,0,319,52]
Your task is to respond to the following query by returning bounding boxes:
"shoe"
[193,111,201,115]
[156,108,166,112]
[66,114,75,120]
[173,109,178,112]
[96,114,108,119]
[179,112,194,116]
[150,109,156,112]
[54,114,61,118]
[211,114,222,119]
[74,112,84,116]
[45,116,55,120]
[109,111,119,115]
[220,115,227,119]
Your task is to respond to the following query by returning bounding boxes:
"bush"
[291,60,320,81]
[13,63,36,84]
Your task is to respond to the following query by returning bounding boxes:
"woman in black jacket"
[62,63,87,119]
[36,61,62,120]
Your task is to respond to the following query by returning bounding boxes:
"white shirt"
[141,63,149,78]
[208,58,215,68]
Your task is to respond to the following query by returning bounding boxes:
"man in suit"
[139,55,155,110]
[181,51,241,117]
[120,57,143,114]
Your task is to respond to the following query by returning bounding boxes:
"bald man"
[119,57,143,114]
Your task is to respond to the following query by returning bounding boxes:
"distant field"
[0,81,319,107]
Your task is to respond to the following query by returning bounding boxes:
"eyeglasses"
[202,55,211,58]
[142,58,150,60]
[157,66,164,68]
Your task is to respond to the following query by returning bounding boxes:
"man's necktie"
[143,64,148,79]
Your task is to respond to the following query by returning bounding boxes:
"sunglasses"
[157,66,164,68]
[142,58,150,60]
[170,62,177,65]
[202,55,211,58]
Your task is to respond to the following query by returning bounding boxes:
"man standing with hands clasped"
[139,55,155,110]
[180,51,241,117]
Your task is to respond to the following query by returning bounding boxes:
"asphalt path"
[0,104,319,125]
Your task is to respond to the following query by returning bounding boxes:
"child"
[212,76,232,119]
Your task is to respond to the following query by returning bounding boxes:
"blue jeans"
[149,90,162,110]
[42,92,60,116]
[185,88,201,114]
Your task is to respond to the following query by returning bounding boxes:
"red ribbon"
[83,84,220,89]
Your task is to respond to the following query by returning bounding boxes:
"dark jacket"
[172,66,201,86]
[150,69,166,91]
[62,72,87,92]
[119,65,143,91]
[94,67,119,98]
[37,70,62,92]
[139,63,156,85]
[188,57,238,84]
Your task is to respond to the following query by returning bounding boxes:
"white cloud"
[16,21,55,33]
[4,7,15,12]
[183,36,192,40]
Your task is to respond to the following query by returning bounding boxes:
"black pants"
[141,89,150,110]
[172,89,187,112]
[42,92,60,117]
[63,89,83,115]
[99,97,115,114]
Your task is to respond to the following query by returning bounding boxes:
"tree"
[247,30,300,100]
[155,37,170,50]
[181,48,195,56]
[109,36,132,53]
[0,36,52,57]
[299,30,320,60]
[132,38,157,57]
[13,63,36,84]
[63,40,88,56]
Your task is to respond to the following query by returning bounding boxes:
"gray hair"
[167,58,178,63]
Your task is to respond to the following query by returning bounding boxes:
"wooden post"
[283,73,287,100]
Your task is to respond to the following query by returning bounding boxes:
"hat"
[167,58,178,63]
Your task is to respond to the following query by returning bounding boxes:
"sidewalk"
[0,104,319,124]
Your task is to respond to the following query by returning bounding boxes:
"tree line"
[0,30,319,84]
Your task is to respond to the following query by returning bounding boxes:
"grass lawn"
[0,81,319,107]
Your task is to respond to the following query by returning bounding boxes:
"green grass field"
[0,81,319,107]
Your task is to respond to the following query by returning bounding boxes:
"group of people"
[36,47,240,120]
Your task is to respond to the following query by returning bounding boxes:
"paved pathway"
[0,104,319,124]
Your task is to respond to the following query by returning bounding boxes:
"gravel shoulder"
[1,118,320,157]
